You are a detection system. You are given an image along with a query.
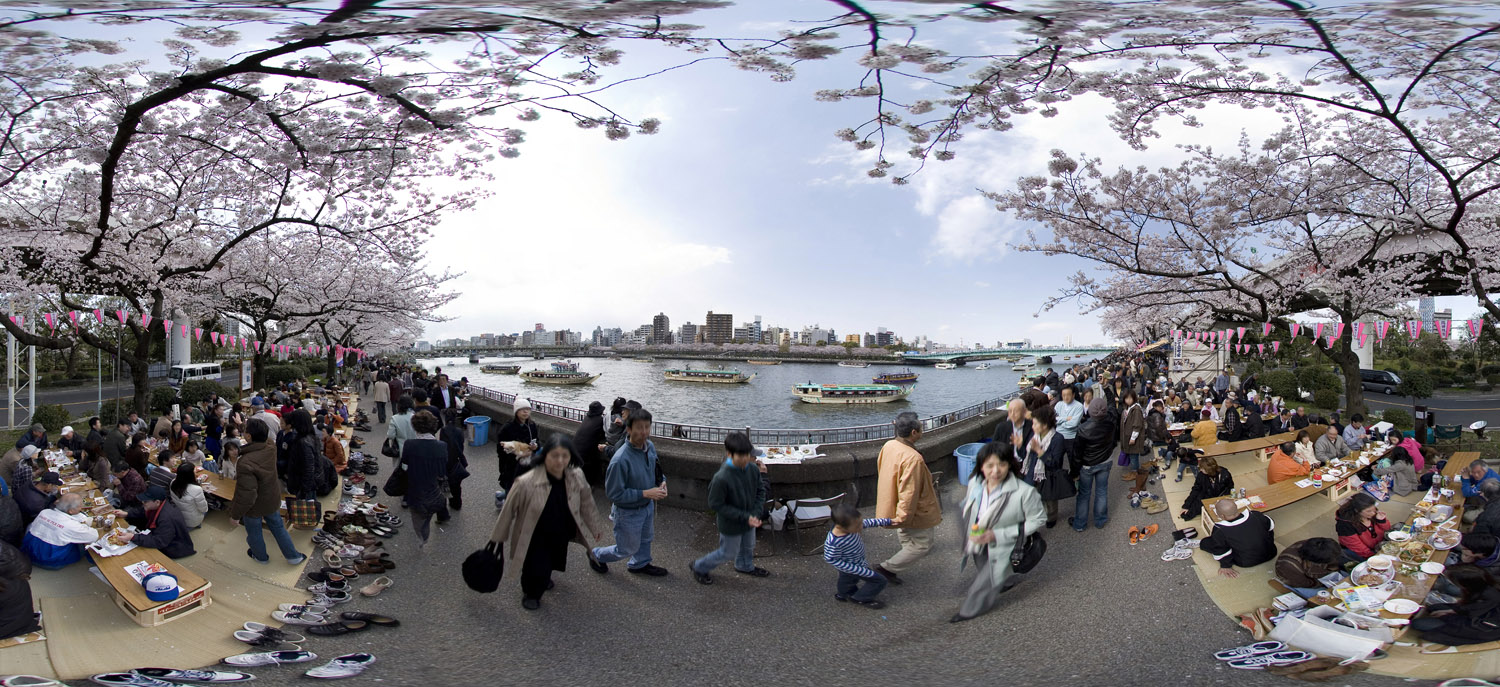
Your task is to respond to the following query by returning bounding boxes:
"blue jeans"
[1125,453,1141,472]
[1073,462,1111,529]
[592,503,655,569]
[692,530,755,574]
[1177,460,1198,479]
[245,511,302,562]
[837,571,887,602]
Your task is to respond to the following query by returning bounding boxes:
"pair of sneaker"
[1161,539,1195,561]
[1213,641,1311,669]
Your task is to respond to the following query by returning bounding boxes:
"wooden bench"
[194,467,236,501]
[1192,425,1329,463]
[87,546,212,627]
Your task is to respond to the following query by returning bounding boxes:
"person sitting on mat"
[1199,499,1276,578]
[113,485,195,559]
[1275,538,1344,598]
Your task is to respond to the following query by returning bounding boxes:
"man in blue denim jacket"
[589,408,669,576]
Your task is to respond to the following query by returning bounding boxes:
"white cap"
[61,426,74,435]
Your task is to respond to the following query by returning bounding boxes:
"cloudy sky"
[41,0,1485,347]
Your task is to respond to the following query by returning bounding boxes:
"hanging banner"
[211,332,220,345]
[1290,323,1301,339]
[1470,318,1484,340]
[140,313,152,329]
[116,309,126,325]
[194,327,203,341]
[1407,321,1422,340]
[1272,341,1281,353]
[1314,323,1325,340]
[1236,326,1246,341]
[1356,332,1367,349]
[42,313,55,333]
[254,340,262,353]
[162,318,172,335]
[1262,322,1272,336]
[68,311,78,330]
[1436,319,1452,339]
[94,309,104,325]
[1354,321,1365,340]
[1377,320,1390,342]
[1257,343,1265,355]
[1334,322,1346,340]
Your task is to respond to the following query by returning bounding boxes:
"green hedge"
[1397,369,1435,400]
[1297,366,1342,394]
[1383,408,1414,431]
[263,364,310,388]
[31,404,72,433]
[180,379,241,405]
[1261,370,1299,401]
[1312,388,1339,410]
[150,387,178,415]
[1483,364,1500,377]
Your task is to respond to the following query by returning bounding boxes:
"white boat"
[1011,362,1029,371]
[521,360,598,385]
[793,383,914,404]
[664,368,756,384]
[838,361,870,368]
[974,363,991,370]
[935,363,958,370]
[480,364,520,374]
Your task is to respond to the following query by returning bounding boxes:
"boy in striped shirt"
[824,504,892,609]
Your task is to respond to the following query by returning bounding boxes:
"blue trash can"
[466,416,491,447]
[954,442,984,486]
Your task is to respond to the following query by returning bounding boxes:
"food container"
[1387,531,1412,542]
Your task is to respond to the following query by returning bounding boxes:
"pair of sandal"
[1128,523,1159,545]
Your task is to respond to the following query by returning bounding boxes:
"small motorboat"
[974,363,991,370]
[838,361,870,368]
[935,363,958,370]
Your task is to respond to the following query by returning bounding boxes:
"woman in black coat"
[439,408,469,511]
[402,410,450,547]
[1022,405,1074,528]
[1413,565,1500,646]
[284,410,326,499]
[572,401,607,484]
[0,540,40,639]
[1180,456,1235,521]
[495,401,540,493]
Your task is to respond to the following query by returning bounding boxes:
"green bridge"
[899,347,1116,365]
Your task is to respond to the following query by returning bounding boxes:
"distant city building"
[863,333,876,348]
[1419,297,1436,330]
[652,313,672,345]
[415,341,432,352]
[1435,308,1453,337]
[521,330,534,346]
[875,329,895,347]
[1004,340,1031,348]
[844,334,861,344]
[705,311,734,344]
[677,322,698,345]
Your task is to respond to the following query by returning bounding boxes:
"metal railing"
[467,383,1019,446]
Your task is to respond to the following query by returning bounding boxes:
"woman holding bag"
[1022,405,1073,529]
[952,442,1046,623]
[487,435,607,610]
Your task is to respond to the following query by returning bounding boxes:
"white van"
[169,363,222,388]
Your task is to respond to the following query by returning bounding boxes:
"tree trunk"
[64,343,80,378]
[1329,312,1366,420]
[128,357,151,415]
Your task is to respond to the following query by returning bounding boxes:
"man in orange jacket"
[872,411,941,585]
[1268,441,1312,484]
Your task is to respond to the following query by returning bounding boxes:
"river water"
[427,354,1100,430]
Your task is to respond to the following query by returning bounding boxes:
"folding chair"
[785,492,845,556]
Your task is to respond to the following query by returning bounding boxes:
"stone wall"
[466,396,1001,511]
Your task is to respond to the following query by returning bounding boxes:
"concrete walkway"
[40,391,1421,687]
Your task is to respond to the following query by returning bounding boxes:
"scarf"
[1029,429,1055,482]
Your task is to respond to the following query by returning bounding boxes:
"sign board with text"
[240,360,253,391]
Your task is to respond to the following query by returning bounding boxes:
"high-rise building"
[652,313,672,345]
[875,329,895,347]
[705,311,734,344]
[534,323,545,332]
[864,333,876,348]
[520,330,534,346]
[1435,308,1453,337]
[1419,297,1436,330]
[678,322,698,344]
[844,334,861,344]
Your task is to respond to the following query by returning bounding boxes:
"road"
[1359,390,1500,427]
[23,370,242,417]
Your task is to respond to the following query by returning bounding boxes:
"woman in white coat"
[167,462,209,528]
[952,442,1046,622]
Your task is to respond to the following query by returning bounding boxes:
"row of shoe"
[89,669,253,685]
[1213,641,1312,670]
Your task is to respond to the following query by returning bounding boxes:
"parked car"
[1360,369,1402,395]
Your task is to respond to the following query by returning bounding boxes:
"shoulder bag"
[383,461,409,497]
[381,437,400,459]
[462,541,504,593]
[1010,504,1047,574]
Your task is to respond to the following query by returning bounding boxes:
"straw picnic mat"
[40,556,305,680]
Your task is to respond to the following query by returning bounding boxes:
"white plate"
[1388,531,1412,542]
[1383,598,1421,615]
[1421,562,1446,575]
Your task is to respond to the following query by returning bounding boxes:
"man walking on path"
[591,408,669,577]
[373,374,390,424]
[689,432,770,584]
[873,411,941,585]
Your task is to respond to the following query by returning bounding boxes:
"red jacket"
[1336,516,1392,559]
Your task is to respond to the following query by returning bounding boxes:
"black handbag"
[1010,519,1047,573]
[462,541,504,593]
[383,463,409,497]
[381,438,400,459]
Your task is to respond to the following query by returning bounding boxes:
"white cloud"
[974,281,991,288]
[932,195,1016,261]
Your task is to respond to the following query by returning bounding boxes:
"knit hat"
[513,398,532,413]
[1086,396,1107,418]
[20,445,38,459]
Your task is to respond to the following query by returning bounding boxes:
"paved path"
[56,392,1424,686]
[1362,391,1500,427]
